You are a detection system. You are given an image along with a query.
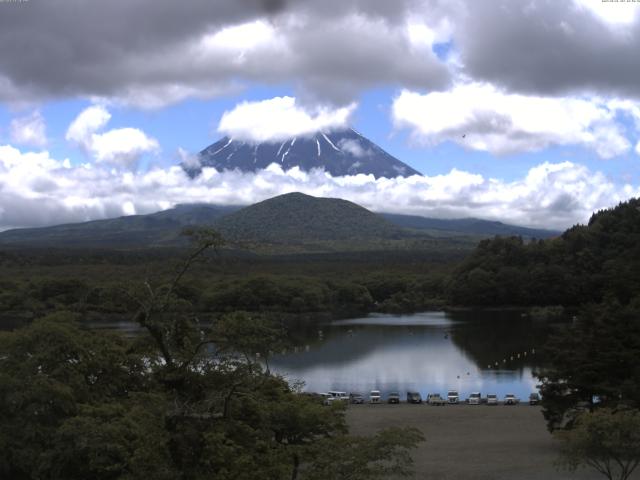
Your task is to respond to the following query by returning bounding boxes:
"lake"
[56,309,555,401]
[269,310,553,401]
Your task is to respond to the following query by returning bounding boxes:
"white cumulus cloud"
[573,0,640,26]
[65,105,159,168]
[0,143,638,232]
[10,111,47,148]
[392,83,634,158]
[217,96,357,143]
[201,20,280,53]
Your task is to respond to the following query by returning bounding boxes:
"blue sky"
[3,88,637,183]
[1,0,640,230]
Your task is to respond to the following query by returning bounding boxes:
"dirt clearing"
[346,404,638,480]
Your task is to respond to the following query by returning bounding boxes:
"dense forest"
[439,199,640,434]
[448,198,640,307]
[1,199,638,328]
[4,198,638,329]
[0,232,424,479]
[0,246,456,333]
[539,300,640,430]
[1,199,640,477]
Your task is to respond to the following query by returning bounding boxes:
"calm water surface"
[70,310,554,401]
[270,311,551,401]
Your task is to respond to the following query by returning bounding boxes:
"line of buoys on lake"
[486,348,536,369]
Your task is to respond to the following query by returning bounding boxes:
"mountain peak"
[186,128,421,179]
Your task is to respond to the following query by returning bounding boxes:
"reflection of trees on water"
[276,311,557,375]
[446,310,555,372]
[274,324,445,368]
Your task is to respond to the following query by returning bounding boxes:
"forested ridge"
[448,198,640,307]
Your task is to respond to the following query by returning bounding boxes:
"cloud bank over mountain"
[217,97,356,142]
[2,1,640,160]
[0,142,636,232]
[1,0,640,232]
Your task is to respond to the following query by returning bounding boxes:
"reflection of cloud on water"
[332,311,456,327]
[270,320,540,399]
[523,370,542,391]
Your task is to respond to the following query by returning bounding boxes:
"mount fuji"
[186,128,421,178]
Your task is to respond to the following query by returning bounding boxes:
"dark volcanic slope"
[214,192,403,243]
[0,194,403,248]
[190,128,421,179]
[381,213,559,239]
[0,194,559,249]
[0,204,240,248]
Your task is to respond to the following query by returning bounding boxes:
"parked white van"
[328,391,349,402]
[467,392,481,405]
[370,390,381,403]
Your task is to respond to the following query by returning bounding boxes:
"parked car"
[447,390,459,404]
[504,393,520,405]
[349,392,365,404]
[486,394,498,406]
[328,391,349,402]
[370,390,381,403]
[407,391,422,404]
[319,393,334,406]
[388,391,401,404]
[529,393,540,405]
[427,393,446,406]
[467,392,481,405]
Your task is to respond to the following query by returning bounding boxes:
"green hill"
[0,194,406,249]
[214,192,403,244]
[0,192,558,251]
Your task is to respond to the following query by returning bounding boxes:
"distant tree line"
[0,270,449,329]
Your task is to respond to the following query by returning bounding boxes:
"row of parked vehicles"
[320,390,541,406]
